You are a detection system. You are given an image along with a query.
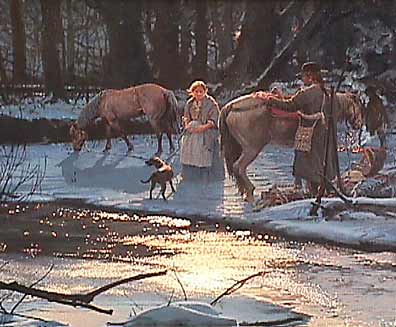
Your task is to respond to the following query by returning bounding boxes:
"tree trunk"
[179,1,192,85]
[223,1,278,89]
[217,1,234,65]
[10,0,27,83]
[320,3,354,67]
[150,0,183,89]
[250,4,330,92]
[65,0,75,83]
[192,0,208,80]
[40,0,65,99]
[0,49,7,84]
[99,0,152,88]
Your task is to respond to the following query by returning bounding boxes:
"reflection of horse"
[219,92,364,203]
[69,83,179,155]
[57,152,153,194]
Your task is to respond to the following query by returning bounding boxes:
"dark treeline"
[1,0,395,100]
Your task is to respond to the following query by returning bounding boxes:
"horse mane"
[77,90,106,129]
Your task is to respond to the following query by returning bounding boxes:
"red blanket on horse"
[269,107,299,120]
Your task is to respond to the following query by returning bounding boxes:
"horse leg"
[104,123,112,152]
[123,135,134,152]
[166,129,175,153]
[155,133,163,157]
[379,128,386,147]
[108,119,133,152]
[234,149,260,204]
[232,159,246,197]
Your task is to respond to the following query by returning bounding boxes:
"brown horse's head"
[69,122,88,152]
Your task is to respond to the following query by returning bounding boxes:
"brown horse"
[219,92,364,203]
[69,83,179,155]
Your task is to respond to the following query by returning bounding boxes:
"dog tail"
[140,176,151,184]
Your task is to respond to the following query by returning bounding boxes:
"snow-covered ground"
[4,129,395,252]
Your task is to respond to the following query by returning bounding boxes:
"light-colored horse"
[219,92,364,203]
[69,83,179,155]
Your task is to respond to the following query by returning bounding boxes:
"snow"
[0,97,84,121]
[3,129,395,253]
[107,302,238,327]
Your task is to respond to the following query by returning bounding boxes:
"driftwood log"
[0,270,167,315]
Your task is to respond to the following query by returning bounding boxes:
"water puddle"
[1,202,396,326]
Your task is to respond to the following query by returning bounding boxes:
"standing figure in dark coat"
[255,62,338,195]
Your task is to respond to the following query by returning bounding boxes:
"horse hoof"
[243,194,255,204]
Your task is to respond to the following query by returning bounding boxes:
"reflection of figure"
[255,62,337,195]
[365,86,389,147]
[181,81,224,182]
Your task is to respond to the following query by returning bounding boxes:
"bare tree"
[192,0,208,80]
[40,0,65,99]
[10,0,27,83]
[64,0,75,83]
[0,144,46,203]
[222,1,278,89]
[92,0,152,88]
[150,0,185,89]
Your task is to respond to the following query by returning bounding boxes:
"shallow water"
[1,204,396,326]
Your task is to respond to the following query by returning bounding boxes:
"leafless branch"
[0,270,167,315]
[10,264,54,314]
[211,271,266,306]
[173,269,188,301]
[0,144,46,203]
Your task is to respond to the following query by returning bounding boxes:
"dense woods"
[0,0,395,100]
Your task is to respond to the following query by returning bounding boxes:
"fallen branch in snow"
[173,270,188,302]
[211,272,265,306]
[0,270,167,315]
[211,260,299,307]
[10,264,54,315]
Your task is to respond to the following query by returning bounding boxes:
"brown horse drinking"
[219,92,364,203]
[69,83,179,155]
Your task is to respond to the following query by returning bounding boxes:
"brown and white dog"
[141,157,175,200]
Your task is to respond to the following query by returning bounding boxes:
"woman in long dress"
[181,81,224,182]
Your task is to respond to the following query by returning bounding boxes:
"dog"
[141,157,175,200]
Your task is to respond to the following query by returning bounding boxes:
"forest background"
[0,0,395,103]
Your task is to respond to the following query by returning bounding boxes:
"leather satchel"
[294,120,317,152]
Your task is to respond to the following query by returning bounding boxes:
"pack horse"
[70,83,179,155]
[219,92,364,203]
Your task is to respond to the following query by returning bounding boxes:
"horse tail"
[164,90,180,134]
[140,176,152,184]
[219,105,242,178]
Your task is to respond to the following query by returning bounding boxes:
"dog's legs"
[160,184,167,201]
[169,180,176,193]
[149,180,156,200]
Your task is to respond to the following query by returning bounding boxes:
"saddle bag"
[294,93,326,152]
[294,119,318,152]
